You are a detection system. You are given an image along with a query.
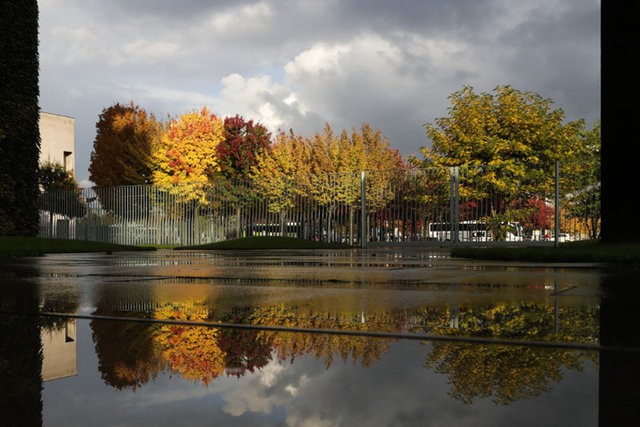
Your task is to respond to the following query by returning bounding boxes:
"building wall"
[41,320,77,381]
[39,112,75,175]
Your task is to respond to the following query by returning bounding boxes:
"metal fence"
[38,165,600,247]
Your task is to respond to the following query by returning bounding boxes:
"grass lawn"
[2,236,640,265]
[0,236,152,258]
[450,240,640,265]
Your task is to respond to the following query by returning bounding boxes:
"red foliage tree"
[216,115,271,180]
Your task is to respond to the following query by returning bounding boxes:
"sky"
[37,0,601,186]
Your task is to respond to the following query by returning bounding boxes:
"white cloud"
[284,42,351,77]
[215,73,299,132]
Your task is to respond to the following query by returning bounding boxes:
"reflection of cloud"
[221,359,308,417]
[259,361,284,387]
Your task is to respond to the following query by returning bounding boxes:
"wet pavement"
[0,248,638,426]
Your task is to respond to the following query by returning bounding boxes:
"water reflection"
[85,297,601,408]
[1,252,637,426]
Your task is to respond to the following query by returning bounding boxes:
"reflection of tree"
[416,302,599,404]
[152,303,225,385]
[38,285,79,331]
[245,304,399,368]
[91,316,161,390]
[428,344,588,404]
[217,311,274,377]
[92,284,162,390]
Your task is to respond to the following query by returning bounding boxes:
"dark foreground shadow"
[599,269,640,426]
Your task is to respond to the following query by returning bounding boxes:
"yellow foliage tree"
[411,86,584,215]
[250,129,311,217]
[152,302,226,385]
[152,107,224,204]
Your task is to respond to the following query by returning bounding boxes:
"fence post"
[449,167,460,244]
[361,171,366,248]
[554,160,560,248]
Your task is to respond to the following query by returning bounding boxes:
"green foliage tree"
[38,161,77,191]
[0,1,40,236]
[561,121,601,239]
[38,162,85,237]
[411,86,585,223]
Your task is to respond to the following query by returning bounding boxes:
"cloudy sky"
[37,0,600,185]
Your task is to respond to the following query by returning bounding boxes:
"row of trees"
[84,86,600,239]
[88,103,403,203]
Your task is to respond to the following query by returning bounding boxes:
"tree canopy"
[89,101,160,187]
[216,115,271,180]
[411,85,590,220]
[38,161,77,191]
[151,107,224,204]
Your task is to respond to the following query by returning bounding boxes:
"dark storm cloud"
[91,0,253,20]
[495,1,600,122]
[37,0,600,183]
[333,0,504,36]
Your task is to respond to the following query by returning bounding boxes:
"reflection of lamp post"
[449,306,459,329]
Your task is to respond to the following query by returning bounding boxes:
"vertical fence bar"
[555,160,560,248]
[37,163,598,247]
[449,167,460,245]
[361,171,366,248]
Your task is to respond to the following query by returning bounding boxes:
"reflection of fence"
[38,166,600,247]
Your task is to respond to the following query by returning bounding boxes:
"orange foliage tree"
[89,101,160,187]
[152,303,226,385]
[152,107,224,204]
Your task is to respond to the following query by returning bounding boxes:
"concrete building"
[39,112,75,175]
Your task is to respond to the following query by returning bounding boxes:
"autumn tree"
[353,123,404,209]
[216,115,271,181]
[91,317,162,390]
[152,107,224,204]
[245,303,397,368]
[250,129,311,233]
[307,123,404,243]
[206,115,272,238]
[561,121,601,239]
[411,86,585,225]
[89,101,160,187]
